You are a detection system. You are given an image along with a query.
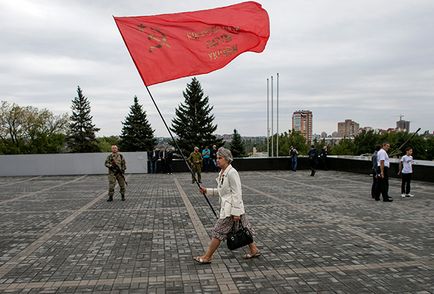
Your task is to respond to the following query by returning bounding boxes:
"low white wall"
[0,152,148,176]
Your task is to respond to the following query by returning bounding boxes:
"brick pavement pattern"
[0,171,433,293]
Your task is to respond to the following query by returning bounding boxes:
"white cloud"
[1,0,433,137]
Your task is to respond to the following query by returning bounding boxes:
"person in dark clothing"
[289,146,298,171]
[165,147,174,174]
[148,148,159,174]
[210,144,218,172]
[308,145,318,176]
[319,146,328,170]
[159,147,167,174]
[371,145,381,199]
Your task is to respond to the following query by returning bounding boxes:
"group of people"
[147,147,175,174]
[289,145,328,176]
[187,145,219,183]
[371,143,415,202]
[104,144,260,264]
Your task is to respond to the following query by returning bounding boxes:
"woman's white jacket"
[207,165,245,219]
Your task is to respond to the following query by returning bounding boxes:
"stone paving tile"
[350,221,434,258]
[0,212,73,235]
[0,192,29,202]
[0,236,40,267]
[0,171,433,293]
[0,199,93,213]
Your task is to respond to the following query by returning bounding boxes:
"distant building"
[292,110,313,144]
[337,119,359,137]
[359,126,373,133]
[396,118,410,132]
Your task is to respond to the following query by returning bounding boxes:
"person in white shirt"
[398,147,414,197]
[377,142,393,202]
[194,147,259,264]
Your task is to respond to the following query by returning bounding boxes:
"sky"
[1,0,433,137]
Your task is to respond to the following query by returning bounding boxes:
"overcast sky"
[1,0,433,137]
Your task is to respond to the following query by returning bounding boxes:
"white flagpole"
[271,75,274,157]
[277,73,279,157]
[267,78,270,157]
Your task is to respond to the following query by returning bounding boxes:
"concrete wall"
[170,156,434,183]
[1,153,433,183]
[0,152,148,176]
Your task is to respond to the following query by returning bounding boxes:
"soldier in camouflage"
[104,145,127,201]
[188,146,203,184]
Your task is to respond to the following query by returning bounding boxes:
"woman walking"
[194,147,260,264]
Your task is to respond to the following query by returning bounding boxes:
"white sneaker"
[401,194,406,198]
[406,194,414,197]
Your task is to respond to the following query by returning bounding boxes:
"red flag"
[114,1,270,86]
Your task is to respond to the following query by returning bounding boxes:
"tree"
[67,86,100,153]
[97,136,120,152]
[119,96,156,151]
[0,101,69,154]
[330,137,356,155]
[230,129,246,157]
[171,78,223,155]
[353,130,381,155]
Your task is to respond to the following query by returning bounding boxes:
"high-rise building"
[337,119,359,137]
[396,116,410,132]
[292,110,313,144]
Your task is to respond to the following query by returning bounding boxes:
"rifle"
[389,128,421,157]
[110,159,128,185]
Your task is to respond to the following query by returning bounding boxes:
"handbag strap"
[231,219,244,232]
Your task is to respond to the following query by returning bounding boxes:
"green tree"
[0,101,68,154]
[171,78,223,155]
[425,136,434,161]
[230,129,246,157]
[330,138,356,155]
[353,130,381,155]
[67,86,100,153]
[243,137,267,155]
[119,96,156,151]
[287,130,308,155]
[97,136,120,152]
[266,131,308,157]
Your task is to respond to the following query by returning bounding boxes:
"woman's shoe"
[193,256,211,264]
[243,251,261,259]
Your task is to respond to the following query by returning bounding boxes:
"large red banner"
[114,1,270,86]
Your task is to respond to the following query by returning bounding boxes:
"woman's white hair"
[217,147,233,163]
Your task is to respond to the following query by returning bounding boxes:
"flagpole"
[271,75,274,157]
[267,78,270,157]
[143,84,218,219]
[276,73,279,157]
[114,17,217,218]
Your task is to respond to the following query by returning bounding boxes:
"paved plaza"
[0,170,433,293]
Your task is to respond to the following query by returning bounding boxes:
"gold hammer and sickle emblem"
[137,24,171,53]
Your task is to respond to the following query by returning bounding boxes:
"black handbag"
[227,221,253,250]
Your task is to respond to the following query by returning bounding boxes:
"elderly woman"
[194,147,260,264]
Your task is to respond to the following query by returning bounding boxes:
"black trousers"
[401,173,412,194]
[371,172,380,199]
[378,167,390,201]
[309,159,316,176]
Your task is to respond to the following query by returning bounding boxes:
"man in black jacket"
[308,145,318,176]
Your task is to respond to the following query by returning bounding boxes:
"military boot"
[121,194,125,201]
[107,196,113,202]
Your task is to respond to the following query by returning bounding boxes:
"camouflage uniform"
[188,151,203,183]
[105,153,126,201]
